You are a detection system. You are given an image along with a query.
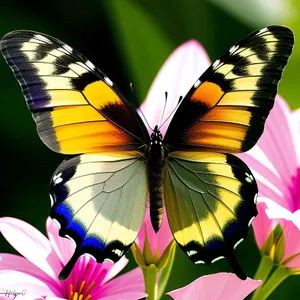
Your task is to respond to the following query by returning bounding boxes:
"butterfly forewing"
[164,26,294,153]
[0,31,149,154]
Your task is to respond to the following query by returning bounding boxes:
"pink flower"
[167,273,261,300]
[238,96,300,270]
[252,201,300,271]
[238,95,300,213]
[0,217,146,300]
[135,208,173,265]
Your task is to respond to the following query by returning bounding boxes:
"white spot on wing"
[86,60,95,70]
[234,238,244,249]
[229,44,239,54]
[211,256,225,264]
[248,216,256,227]
[53,172,63,185]
[104,258,114,264]
[245,172,254,183]
[245,177,252,183]
[34,34,51,43]
[194,79,201,88]
[212,59,220,69]
[258,28,268,35]
[49,194,54,207]
[195,260,205,264]
[254,194,258,204]
[187,250,197,257]
[63,44,73,53]
[104,76,113,86]
[112,249,123,257]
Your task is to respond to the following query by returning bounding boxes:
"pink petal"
[0,270,62,296]
[0,217,62,280]
[137,208,173,257]
[0,253,58,288]
[286,255,300,269]
[139,40,210,136]
[101,292,147,300]
[259,96,298,179]
[252,202,277,249]
[46,218,74,266]
[102,256,128,284]
[239,147,288,204]
[239,96,298,212]
[291,108,300,164]
[257,96,297,199]
[94,268,145,299]
[13,296,45,300]
[167,273,261,300]
[282,220,300,266]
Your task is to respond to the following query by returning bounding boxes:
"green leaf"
[103,0,174,102]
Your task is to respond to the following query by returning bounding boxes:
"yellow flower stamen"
[69,281,94,300]
[86,282,96,293]
[79,281,85,294]
[73,292,78,300]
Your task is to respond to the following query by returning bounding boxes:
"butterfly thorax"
[145,125,166,232]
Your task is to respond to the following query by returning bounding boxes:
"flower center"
[68,281,95,300]
[290,167,300,211]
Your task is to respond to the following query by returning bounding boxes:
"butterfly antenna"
[130,83,153,131]
[158,91,168,128]
[159,95,183,130]
[129,83,153,131]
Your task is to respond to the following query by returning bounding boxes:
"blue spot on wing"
[81,236,105,251]
[54,202,73,223]
[67,220,86,240]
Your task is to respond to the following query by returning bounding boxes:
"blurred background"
[0,0,299,298]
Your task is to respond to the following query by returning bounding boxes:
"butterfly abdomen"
[146,126,166,232]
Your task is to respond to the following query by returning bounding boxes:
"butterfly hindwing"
[0,31,148,154]
[50,151,147,279]
[164,151,258,278]
[164,26,294,153]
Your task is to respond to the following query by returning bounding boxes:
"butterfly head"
[150,125,163,146]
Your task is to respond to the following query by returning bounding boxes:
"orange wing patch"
[83,80,123,110]
[190,82,224,107]
[1,31,148,154]
[165,26,294,154]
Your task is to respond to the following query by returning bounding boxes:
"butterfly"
[0,26,293,280]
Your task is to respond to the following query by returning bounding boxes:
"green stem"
[157,244,176,299]
[143,264,158,300]
[251,255,274,300]
[253,265,290,300]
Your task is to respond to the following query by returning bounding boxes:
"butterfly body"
[145,125,166,232]
[0,26,293,280]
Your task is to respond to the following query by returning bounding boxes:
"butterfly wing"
[164,151,258,279]
[50,151,147,279]
[163,25,293,278]
[0,31,150,278]
[0,31,149,154]
[164,26,294,153]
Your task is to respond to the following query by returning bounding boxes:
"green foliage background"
[0,0,299,298]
